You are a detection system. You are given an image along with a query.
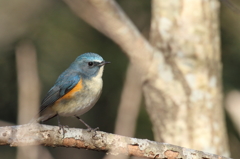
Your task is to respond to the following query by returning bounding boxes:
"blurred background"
[0,0,240,158]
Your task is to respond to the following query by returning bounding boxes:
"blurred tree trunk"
[16,41,53,159]
[16,41,40,159]
[16,41,40,125]
[143,0,229,155]
[63,0,229,156]
[113,64,142,137]
[104,64,142,159]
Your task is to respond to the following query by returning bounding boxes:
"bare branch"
[114,64,142,137]
[63,0,153,76]
[0,124,230,159]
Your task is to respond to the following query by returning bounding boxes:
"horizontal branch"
[0,124,229,159]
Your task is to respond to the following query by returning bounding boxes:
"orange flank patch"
[58,79,83,101]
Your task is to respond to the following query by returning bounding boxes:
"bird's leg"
[57,115,67,137]
[74,115,99,132]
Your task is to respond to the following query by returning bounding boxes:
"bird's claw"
[87,127,99,132]
[58,125,69,138]
[87,127,99,137]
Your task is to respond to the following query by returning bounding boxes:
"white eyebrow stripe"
[93,60,103,62]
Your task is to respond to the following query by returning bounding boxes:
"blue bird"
[37,52,110,131]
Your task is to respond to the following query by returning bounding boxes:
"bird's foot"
[58,124,69,138]
[87,127,99,137]
[74,115,99,137]
[86,127,99,132]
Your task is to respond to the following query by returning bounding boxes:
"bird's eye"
[88,62,93,66]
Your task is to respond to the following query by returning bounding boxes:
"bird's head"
[71,52,110,78]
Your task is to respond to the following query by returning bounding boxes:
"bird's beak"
[98,61,111,66]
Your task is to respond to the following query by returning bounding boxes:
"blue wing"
[40,71,80,112]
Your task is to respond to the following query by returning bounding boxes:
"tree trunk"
[62,0,229,156]
[16,41,40,159]
[143,0,229,155]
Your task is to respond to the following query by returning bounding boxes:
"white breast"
[55,67,104,117]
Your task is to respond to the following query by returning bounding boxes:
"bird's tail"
[28,108,57,124]
[28,113,40,124]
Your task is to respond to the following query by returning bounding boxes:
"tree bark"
[145,0,229,155]
[0,124,230,159]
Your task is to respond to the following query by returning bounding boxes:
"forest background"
[0,0,239,159]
